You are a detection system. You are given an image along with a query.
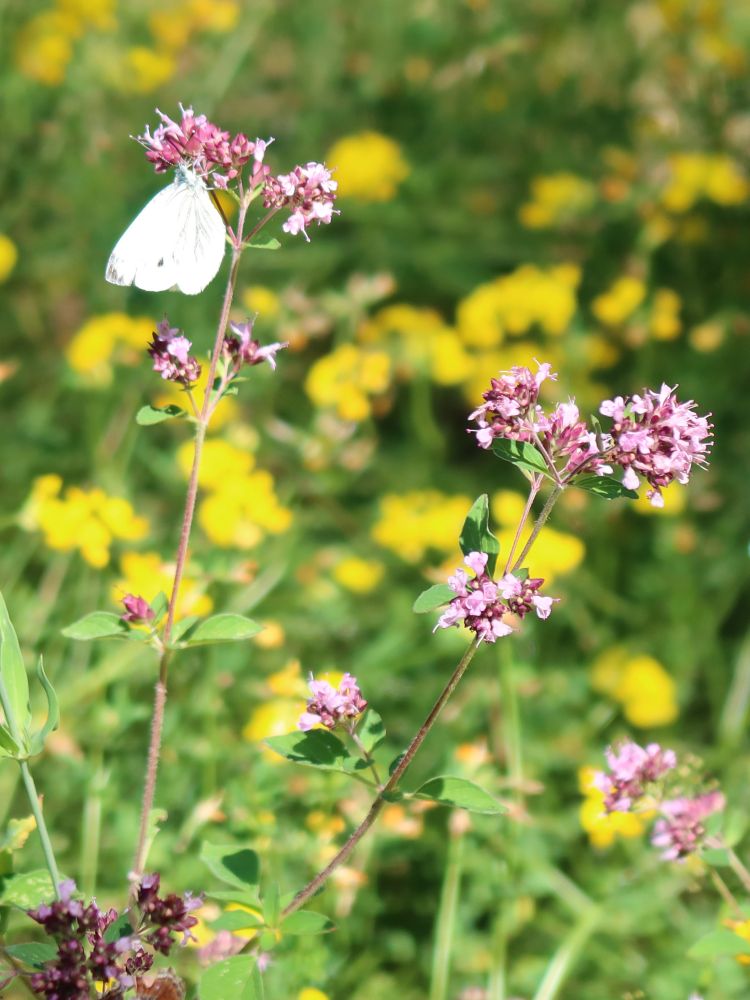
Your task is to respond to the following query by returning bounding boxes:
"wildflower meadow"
[1,2,750,999]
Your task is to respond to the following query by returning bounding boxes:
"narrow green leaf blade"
[200,842,261,891]
[357,709,385,754]
[245,238,281,251]
[0,725,20,757]
[459,495,501,575]
[136,404,186,426]
[688,928,750,958]
[281,909,335,935]
[5,942,57,969]
[61,612,128,641]
[181,614,263,647]
[492,438,551,477]
[414,776,505,815]
[29,658,59,756]
[413,584,455,614]
[0,590,31,739]
[574,475,638,500]
[264,730,354,771]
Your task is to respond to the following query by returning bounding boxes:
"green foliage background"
[1,1,750,998]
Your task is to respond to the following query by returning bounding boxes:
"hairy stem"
[282,638,481,918]
[130,202,248,883]
[503,475,542,575]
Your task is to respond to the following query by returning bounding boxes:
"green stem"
[532,906,599,1000]
[350,730,383,788]
[727,847,750,895]
[511,485,563,572]
[429,820,465,1000]
[80,756,105,898]
[19,762,61,898]
[498,642,523,792]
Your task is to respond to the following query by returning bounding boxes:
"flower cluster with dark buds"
[26,875,198,999]
[223,320,288,372]
[600,383,713,507]
[137,105,271,189]
[435,551,557,644]
[147,320,201,386]
[298,673,368,731]
[595,741,725,861]
[120,594,155,625]
[263,162,338,241]
[469,362,712,504]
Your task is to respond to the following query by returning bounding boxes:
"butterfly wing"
[105,173,226,295]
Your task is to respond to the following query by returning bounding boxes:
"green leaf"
[103,913,134,943]
[168,615,200,643]
[0,590,31,743]
[357,709,385,754]
[61,612,128,641]
[281,909,335,935]
[0,870,59,909]
[199,955,258,1000]
[459,495,500,575]
[206,889,261,906]
[179,614,263,647]
[150,592,169,624]
[0,725,20,758]
[262,881,280,929]
[264,730,355,771]
[136,404,186,426]
[245,237,281,251]
[413,584,455,614]
[29,658,59,756]
[700,847,731,867]
[688,928,750,958]
[414,776,505,815]
[492,439,551,478]
[574,475,638,500]
[200,842,261,891]
[211,909,264,932]
[5,942,57,969]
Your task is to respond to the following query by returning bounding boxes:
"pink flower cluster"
[594,741,677,812]
[469,362,610,478]
[263,162,338,241]
[298,673,368,731]
[223,320,288,371]
[147,319,201,385]
[595,740,725,861]
[435,551,556,644]
[137,105,270,188]
[600,383,713,507]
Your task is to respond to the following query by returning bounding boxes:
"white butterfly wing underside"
[106,174,226,295]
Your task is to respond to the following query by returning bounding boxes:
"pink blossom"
[468,361,557,449]
[263,162,339,241]
[224,320,288,371]
[147,319,201,385]
[499,573,558,620]
[652,790,725,860]
[600,383,712,506]
[594,741,677,812]
[121,595,155,625]
[298,673,367,731]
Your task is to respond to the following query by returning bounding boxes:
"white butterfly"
[106,165,226,295]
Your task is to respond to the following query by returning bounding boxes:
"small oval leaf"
[198,955,257,1000]
[459,494,501,575]
[179,614,263,647]
[61,612,128,641]
[281,909,335,935]
[200,842,261,891]
[414,776,505,815]
[413,584,455,614]
[573,475,638,500]
[492,439,551,477]
[136,404,186,426]
[264,730,355,771]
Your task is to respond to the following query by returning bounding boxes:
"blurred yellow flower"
[188,0,240,32]
[21,476,148,568]
[649,289,682,341]
[56,0,116,29]
[519,172,596,228]
[65,313,155,384]
[122,47,176,94]
[457,264,580,347]
[243,700,301,759]
[242,285,281,319]
[197,471,292,550]
[155,364,239,430]
[114,551,213,619]
[491,492,585,582]
[591,276,646,326]
[689,321,724,352]
[15,12,80,85]
[267,660,307,698]
[177,438,255,489]
[306,344,391,422]
[326,132,409,202]
[298,990,330,1000]
[591,648,678,727]
[633,484,686,516]
[372,490,471,563]
[724,919,750,965]
[0,236,18,283]
[661,152,748,213]
[333,556,384,593]
[579,766,646,848]
[254,620,285,650]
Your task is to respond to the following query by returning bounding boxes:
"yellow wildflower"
[188,0,240,32]
[298,990,330,1000]
[254,620,285,649]
[267,660,307,698]
[661,152,748,213]
[243,700,301,760]
[55,0,116,29]
[155,363,239,430]
[724,919,750,965]
[198,471,292,550]
[23,476,148,568]
[519,172,596,229]
[326,132,409,202]
[114,551,213,619]
[148,10,192,49]
[490,493,585,582]
[591,276,646,326]
[633,484,686,516]
[649,289,682,341]
[242,285,281,319]
[689,321,724,352]
[579,766,645,848]
[361,304,473,386]
[122,47,176,94]
[372,490,471,563]
[305,344,391,422]
[15,12,80,85]
[0,235,18,283]
[177,438,254,489]
[616,656,678,728]
[333,557,384,593]
[65,313,155,384]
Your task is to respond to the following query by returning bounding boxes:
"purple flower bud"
[121,594,155,625]
[224,320,288,371]
[298,673,367,731]
[148,319,202,386]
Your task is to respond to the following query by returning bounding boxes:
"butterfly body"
[106,165,226,295]
[134,968,186,1000]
